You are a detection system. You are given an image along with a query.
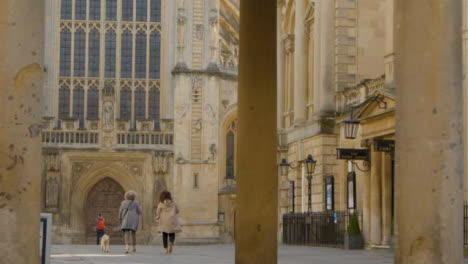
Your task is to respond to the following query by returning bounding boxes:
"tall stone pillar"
[277,1,285,130]
[370,150,382,245]
[381,153,392,246]
[293,0,308,124]
[236,0,277,263]
[395,0,463,263]
[0,0,44,263]
[362,164,371,244]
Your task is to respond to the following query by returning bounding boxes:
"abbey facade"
[41,0,239,244]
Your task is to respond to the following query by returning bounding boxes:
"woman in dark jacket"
[119,190,142,254]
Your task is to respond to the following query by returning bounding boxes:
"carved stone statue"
[153,152,170,174]
[103,101,114,131]
[46,176,59,208]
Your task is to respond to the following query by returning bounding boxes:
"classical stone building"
[41,0,239,244]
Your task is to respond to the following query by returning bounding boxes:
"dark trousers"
[96,230,105,245]
[162,232,175,248]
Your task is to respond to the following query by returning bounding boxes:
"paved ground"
[51,244,468,264]
[51,244,397,264]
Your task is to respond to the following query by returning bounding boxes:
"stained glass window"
[87,85,99,119]
[135,88,146,120]
[75,0,87,20]
[122,0,134,21]
[150,0,161,22]
[105,30,116,78]
[88,29,100,77]
[106,0,117,21]
[136,0,148,22]
[73,85,85,119]
[61,0,72,19]
[120,87,132,121]
[89,0,101,20]
[59,85,70,119]
[149,32,161,79]
[74,28,86,77]
[149,87,160,130]
[121,30,133,78]
[135,31,147,79]
[59,28,72,77]
[226,131,235,179]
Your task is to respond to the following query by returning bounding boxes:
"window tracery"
[120,86,132,121]
[73,84,85,119]
[59,84,71,119]
[121,29,133,78]
[87,85,99,119]
[135,87,146,120]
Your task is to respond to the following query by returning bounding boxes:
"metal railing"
[283,211,362,248]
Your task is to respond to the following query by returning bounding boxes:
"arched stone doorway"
[85,177,125,244]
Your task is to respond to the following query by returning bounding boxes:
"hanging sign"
[374,140,395,152]
[336,148,370,161]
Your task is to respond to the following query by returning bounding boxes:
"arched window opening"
[122,0,134,21]
[135,31,147,79]
[87,85,99,119]
[59,28,72,77]
[75,0,86,20]
[148,87,160,130]
[73,85,85,120]
[106,0,117,21]
[150,0,161,22]
[226,131,235,179]
[61,0,72,20]
[135,87,146,120]
[59,85,70,119]
[74,28,86,77]
[149,32,161,79]
[136,0,148,22]
[120,87,132,121]
[88,29,100,77]
[121,30,133,78]
[89,0,101,20]
[105,30,116,78]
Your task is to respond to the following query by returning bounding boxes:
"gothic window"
[89,0,101,20]
[73,85,85,119]
[150,0,161,22]
[106,0,117,21]
[149,32,161,79]
[74,28,86,77]
[59,85,70,119]
[135,87,146,120]
[88,29,100,77]
[87,86,99,119]
[59,28,72,77]
[136,0,148,22]
[75,0,87,20]
[121,30,133,78]
[105,30,116,78]
[226,130,235,179]
[120,87,132,121]
[122,0,134,21]
[148,87,160,126]
[61,0,72,20]
[135,31,147,79]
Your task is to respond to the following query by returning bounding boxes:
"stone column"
[370,149,382,246]
[395,0,463,263]
[293,0,308,124]
[381,153,392,246]
[362,164,371,244]
[0,0,44,263]
[277,1,285,130]
[463,0,468,202]
[236,0,277,263]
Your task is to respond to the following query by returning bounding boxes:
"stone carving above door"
[153,152,172,174]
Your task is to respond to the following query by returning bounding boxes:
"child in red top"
[96,213,105,245]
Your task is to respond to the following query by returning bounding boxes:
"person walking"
[156,190,181,255]
[96,213,105,245]
[119,190,142,254]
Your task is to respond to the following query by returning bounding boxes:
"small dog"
[100,234,110,253]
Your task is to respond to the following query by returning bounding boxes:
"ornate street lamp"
[279,155,317,213]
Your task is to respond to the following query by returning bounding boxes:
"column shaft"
[0,0,44,263]
[293,0,308,124]
[277,3,284,130]
[395,0,463,263]
[382,153,392,246]
[236,0,277,263]
[362,165,371,244]
[370,150,382,245]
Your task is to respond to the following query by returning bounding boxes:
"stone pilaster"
[236,0,277,262]
[381,153,392,246]
[0,0,44,262]
[370,150,382,245]
[293,0,308,125]
[395,0,463,263]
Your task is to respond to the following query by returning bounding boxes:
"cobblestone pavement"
[51,244,468,264]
